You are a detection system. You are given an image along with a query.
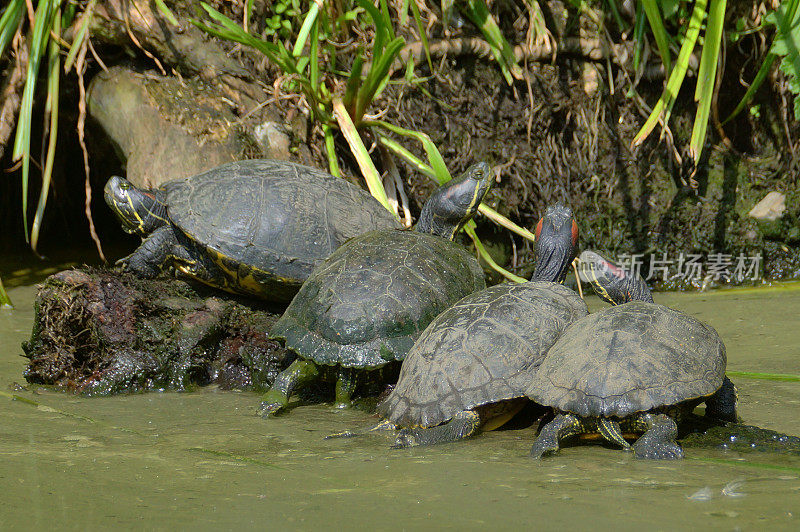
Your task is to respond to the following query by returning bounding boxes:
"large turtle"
[261,162,495,415]
[526,251,734,459]
[104,159,401,302]
[329,204,585,447]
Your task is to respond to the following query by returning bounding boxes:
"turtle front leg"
[259,359,320,417]
[119,225,178,278]
[333,367,358,409]
[631,413,683,460]
[704,376,738,423]
[392,410,482,448]
[530,413,583,459]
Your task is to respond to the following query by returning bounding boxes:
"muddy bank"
[22,268,292,395]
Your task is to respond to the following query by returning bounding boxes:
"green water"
[2,282,800,529]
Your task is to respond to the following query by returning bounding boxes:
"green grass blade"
[460,0,521,84]
[725,0,800,124]
[632,2,646,72]
[308,13,319,99]
[632,0,707,147]
[32,11,62,253]
[0,276,12,309]
[722,54,775,124]
[12,0,58,242]
[355,36,405,122]
[0,0,25,60]
[464,225,526,283]
[343,52,365,114]
[193,3,296,74]
[727,370,800,382]
[642,0,672,73]
[292,1,320,57]
[605,0,626,34]
[409,1,432,71]
[333,97,395,215]
[376,134,437,178]
[323,125,341,177]
[364,120,451,182]
[64,0,96,72]
[689,0,726,163]
[375,132,535,243]
[356,0,387,56]
[153,0,179,27]
[478,205,537,243]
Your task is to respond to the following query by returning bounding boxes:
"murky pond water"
[2,279,800,529]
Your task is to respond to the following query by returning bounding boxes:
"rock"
[22,268,293,395]
[254,121,291,160]
[87,66,251,189]
[748,191,786,221]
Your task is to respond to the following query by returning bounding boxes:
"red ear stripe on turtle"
[571,220,579,247]
[535,217,544,240]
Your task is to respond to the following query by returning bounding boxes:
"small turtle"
[526,251,733,460]
[104,159,401,302]
[261,162,495,415]
[330,205,585,447]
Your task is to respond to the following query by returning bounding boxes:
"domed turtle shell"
[163,159,401,298]
[525,301,726,418]
[269,229,485,369]
[378,282,588,428]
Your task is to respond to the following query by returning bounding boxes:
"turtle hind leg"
[258,359,320,417]
[530,413,583,459]
[119,225,178,278]
[391,410,482,448]
[333,367,358,409]
[325,418,397,440]
[631,413,684,460]
[704,376,738,423]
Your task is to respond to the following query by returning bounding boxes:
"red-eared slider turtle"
[358,205,586,447]
[526,251,732,459]
[261,162,495,415]
[104,159,401,302]
[577,250,737,423]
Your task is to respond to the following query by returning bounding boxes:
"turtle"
[104,159,402,302]
[576,250,738,423]
[260,162,495,416]
[329,204,586,447]
[525,251,733,460]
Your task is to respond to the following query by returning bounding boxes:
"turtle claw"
[633,440,684,460]
[391,429,420,449]
[258,401,284,418]
[529,440,559,459]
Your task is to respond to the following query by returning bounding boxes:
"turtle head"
[415,162,494,240]
[104,176,168,236]
[531,204,579,283]
[577,250,654,304]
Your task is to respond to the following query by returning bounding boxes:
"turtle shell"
[377,282,588,428]
[524,301,726,418]
[163,159,401,300]
[269,229,485,369]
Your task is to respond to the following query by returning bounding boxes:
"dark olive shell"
[164,159,400,299]
[524,301,726,418]
[378,282,588,428]
[269,229,486,368]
